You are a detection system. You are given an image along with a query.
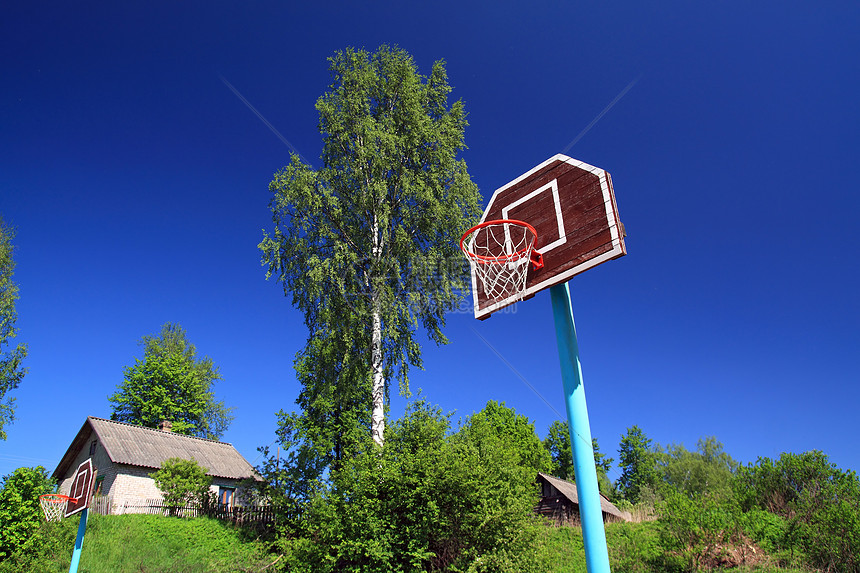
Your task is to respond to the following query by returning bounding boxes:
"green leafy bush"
[150,457,212,515]
[0,465,56,558]
[0,513,78,572]
[657,489,742,571]
[279,400,550,572]
[738,509,790,556]
[735,451,860,572]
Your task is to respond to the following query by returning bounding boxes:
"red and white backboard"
[470,154,626,319]
[65,458,96,517]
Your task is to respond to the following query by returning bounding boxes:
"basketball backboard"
[65,458,95,518]
[469,154,626,319]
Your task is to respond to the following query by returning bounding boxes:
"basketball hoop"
[460,219,543,306]
[40,494,73,522]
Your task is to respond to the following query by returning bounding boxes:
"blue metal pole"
[68,508,88,573]
[549,283,611,573]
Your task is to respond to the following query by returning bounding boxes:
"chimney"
[159,420,173,432]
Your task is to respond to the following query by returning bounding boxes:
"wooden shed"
[536,472,631,525]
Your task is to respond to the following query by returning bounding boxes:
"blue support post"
[68,508,88,573]
[550,283,611,573]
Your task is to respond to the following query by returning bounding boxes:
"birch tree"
[260,45,480,448]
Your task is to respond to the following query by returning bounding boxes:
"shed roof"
[537,472,630,521]
[53,417,260,481]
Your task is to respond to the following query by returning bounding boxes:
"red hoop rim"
[39,493,74,502]
[460,219,539,264]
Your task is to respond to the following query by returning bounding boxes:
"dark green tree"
[544,419,573,479]
[543,420,614,495]
[616,425,659,504]
[0,219,28,440]
[259,45,481,452]
[0,466,55,558]
[108,323,233,440]
[150,458,212,516]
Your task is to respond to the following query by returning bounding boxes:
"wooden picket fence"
[91,496,277,529]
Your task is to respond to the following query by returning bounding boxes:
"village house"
[536,472,631,524]
[52,416,260,514]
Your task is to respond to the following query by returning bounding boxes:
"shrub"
[0,515,78,572]
[280,400,550,572]
[0,465,56,558]
[150,458,212,515]
[735,451,860,572]
[657,489,742,571]
[739,509,788,554]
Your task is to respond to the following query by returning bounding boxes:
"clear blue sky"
[2,2,858,481]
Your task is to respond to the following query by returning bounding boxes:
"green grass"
[535,524,587,572]
[2,513,817,573]
[0,513,274,573]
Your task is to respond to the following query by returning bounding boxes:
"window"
[94,476,105,496]
[219,487,235,508]
[89,441,97,455]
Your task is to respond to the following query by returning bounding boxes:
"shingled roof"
[537,472,630,521]
[53,417,259,481]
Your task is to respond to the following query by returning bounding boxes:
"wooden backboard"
[470,154,626,319]
[65,458,95,517]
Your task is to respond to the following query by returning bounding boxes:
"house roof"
[537,472,630,521]
[53,417,260,481]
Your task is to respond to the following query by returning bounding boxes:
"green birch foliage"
[259,45,481,463]
[0,466,55,558]
[0,219,28,440]
[108,323,233,440]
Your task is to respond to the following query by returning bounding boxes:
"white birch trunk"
[370,214,386,446]
[371,304,385,446]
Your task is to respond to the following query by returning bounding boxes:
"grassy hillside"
[1,513,816,573]
[0,513,273,573]
[537,522,811,573]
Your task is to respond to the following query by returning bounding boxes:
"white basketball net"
[462,221,537,305]
[40,494,70,522]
